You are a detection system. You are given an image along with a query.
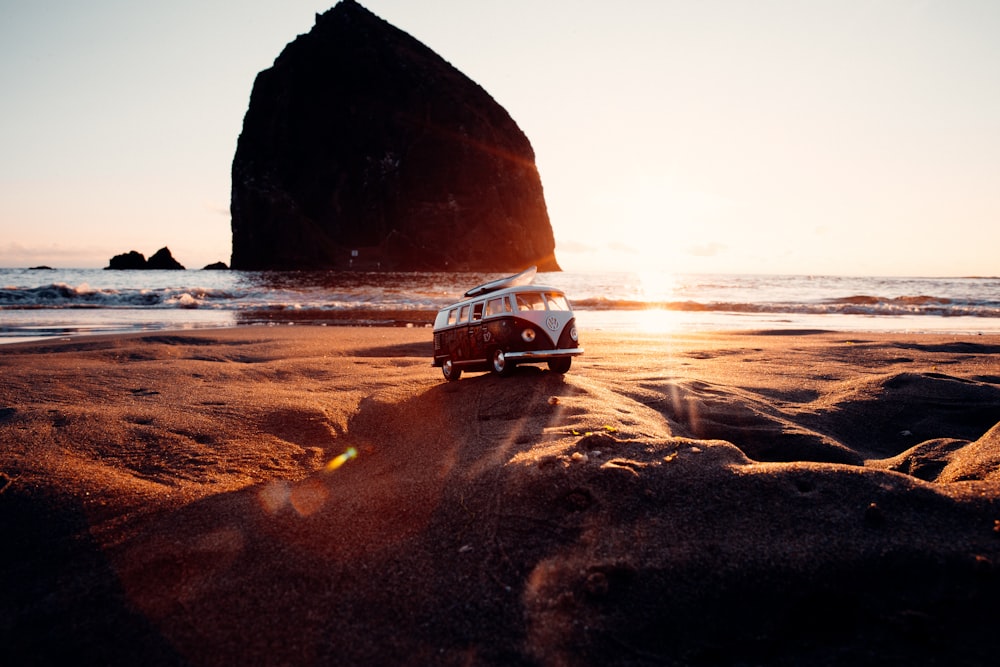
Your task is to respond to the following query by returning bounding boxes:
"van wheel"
[442,358,462,381]
[491,349,514,377]
[548,357,572,374]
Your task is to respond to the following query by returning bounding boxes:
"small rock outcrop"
[230,0,558,272]
[106,247,185,270]
[147,247,185,270]
[106,251,148,270]
[202,261,230,271]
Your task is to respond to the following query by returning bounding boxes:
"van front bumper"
[503,347,583,361]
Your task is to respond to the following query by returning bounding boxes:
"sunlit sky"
[2,1,998,275]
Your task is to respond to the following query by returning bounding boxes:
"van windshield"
[545,292,570,311]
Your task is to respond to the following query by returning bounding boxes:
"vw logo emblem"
[546,316,559,331]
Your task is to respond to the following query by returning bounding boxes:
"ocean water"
[2,268,999,343]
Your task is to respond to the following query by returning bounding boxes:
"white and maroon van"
[432,267,583,381]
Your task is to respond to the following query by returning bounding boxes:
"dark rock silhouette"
[147,247,185,270]
[105,247,185,270]
[230,0,558,272]
[202,262,230,271]
[106,251,148,270]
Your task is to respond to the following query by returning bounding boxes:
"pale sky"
[1,0,998,275]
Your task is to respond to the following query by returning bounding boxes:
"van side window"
[545,292,570,311]
[447,309,459,326]
[485,296,510,317]
[515,292,546,311]
[472,302,484,322]
[459,305,470,322]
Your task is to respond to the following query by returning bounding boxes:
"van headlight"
[521,329,536,343]
[570,326,578,342]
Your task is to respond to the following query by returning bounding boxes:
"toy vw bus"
[432,267,583,381]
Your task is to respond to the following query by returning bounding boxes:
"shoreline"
[3,326,999,664]
[5,305,1000,348]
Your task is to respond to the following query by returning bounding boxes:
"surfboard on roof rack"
[463,266,537,298]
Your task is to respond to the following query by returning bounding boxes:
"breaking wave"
[0,283,232,309]
[2,277,999,319]
[571,295,1000,318]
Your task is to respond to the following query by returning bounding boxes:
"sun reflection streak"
[632,272,686,334]
[634,308,686,333]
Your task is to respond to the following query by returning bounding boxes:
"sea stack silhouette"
[230,0,558,271]
[105,247,185,270]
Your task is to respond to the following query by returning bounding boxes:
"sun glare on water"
[633,271,684,333]
[633,270,680,303]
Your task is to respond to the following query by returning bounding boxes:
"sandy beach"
[2,326,999,665]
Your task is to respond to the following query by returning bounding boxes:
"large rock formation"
[230,0,558,272]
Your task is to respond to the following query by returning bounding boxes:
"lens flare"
[325,446,358,472]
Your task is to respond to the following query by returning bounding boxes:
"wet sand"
[2,326,999,665]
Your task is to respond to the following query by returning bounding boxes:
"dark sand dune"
[2,328,999,665]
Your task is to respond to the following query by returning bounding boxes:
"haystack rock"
[230,0,559,272]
